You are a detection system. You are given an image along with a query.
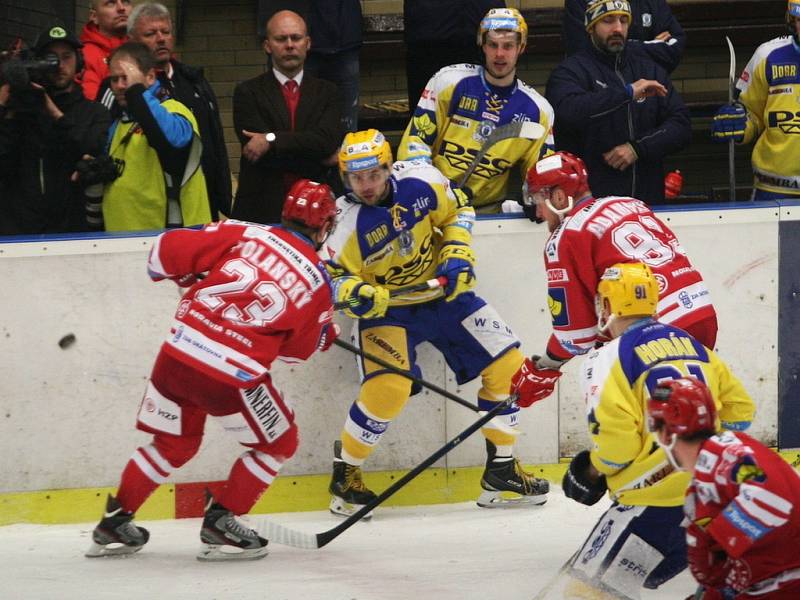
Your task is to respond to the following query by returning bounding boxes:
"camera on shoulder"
[0,46,59,110]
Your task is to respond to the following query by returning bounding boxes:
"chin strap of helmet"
[657,432,682,471]
[545,194,574,223]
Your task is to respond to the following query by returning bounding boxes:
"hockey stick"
[726,36,737,202]
[457,120,547,188]
[532,549,581,600]
[256,396,514,549]
[332,338,516,436]
[333,276,447,311]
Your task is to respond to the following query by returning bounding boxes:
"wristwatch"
[265,132,276,143]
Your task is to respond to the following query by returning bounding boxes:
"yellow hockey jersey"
[737,36,800,195]
[580,320,755,507]
[398,64,554,212]
[324,161,475,305]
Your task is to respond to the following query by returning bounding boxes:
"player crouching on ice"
[649,378,800,599]
[550,263,754,599]
[85,180,340,561]
[323,128,550,516]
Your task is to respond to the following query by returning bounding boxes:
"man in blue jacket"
[546,0,691,205]
[562,0,685,73]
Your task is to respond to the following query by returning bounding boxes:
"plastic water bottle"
[664,170,683,199]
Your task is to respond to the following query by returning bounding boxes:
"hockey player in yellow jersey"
[397,7,554,214]
[712,0,800,200]
[552,263,755,599]
[323,129,551,517]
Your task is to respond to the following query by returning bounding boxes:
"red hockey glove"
[686,522,729,589]
[317,322,340,352]
[174,273,198,288]
[510,356,562,407]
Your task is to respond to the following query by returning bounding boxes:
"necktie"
[282,79,299,130]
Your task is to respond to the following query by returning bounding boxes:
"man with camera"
[0,26,110,235]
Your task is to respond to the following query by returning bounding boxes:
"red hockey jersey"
[543,195,715,361]
[686,431,800,596]
[147,221,334,387]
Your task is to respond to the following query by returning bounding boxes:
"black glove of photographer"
[562,450,607,506]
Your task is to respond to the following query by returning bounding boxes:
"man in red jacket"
[85,180,340,562]
[79,0,131,100]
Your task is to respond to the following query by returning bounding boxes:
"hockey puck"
[58,333,76,349]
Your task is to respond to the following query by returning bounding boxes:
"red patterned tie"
[282,79,299,130]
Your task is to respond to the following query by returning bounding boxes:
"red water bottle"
[664,170,683,199]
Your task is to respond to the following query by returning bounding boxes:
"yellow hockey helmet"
[790,0,800,18]
[338,129,393,177]
[477,8,528,49]
[596,262,659,320]
[584,0,632,31]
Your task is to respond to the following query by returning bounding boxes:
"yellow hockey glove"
[334,276,390,319]
[435,243,476,301]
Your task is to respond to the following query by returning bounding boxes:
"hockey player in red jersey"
[509,151,718,405]
[85,179,339,561]
[648,377,800,599]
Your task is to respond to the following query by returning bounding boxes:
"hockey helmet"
[647,377,717,437]
[790,0,800,18]
[584,0,632,31]
[477,8,528,49]
[526,151,589,198]
[596,262,659,321]
[282,179,336,231]
[338,129,393,178]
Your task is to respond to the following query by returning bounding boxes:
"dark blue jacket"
[562,0,685,73]
[545,45,691,205]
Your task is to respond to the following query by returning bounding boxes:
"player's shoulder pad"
[428,63,482,92]
[750,35,794,68]
[516,80,555,120]
[392,160,449,185]
[327,195,361,254]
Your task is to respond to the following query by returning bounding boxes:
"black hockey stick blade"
[333,276,447,311]
[457,120,546,188]
[257,396,514,549]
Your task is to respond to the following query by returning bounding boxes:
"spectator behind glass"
[96,42,211,231]
[545,0,691,205]
[403,0,506,111]
[79,0,131,101]
[0,25,110,235]
[563,0,685,72]
[304,1,362,132]
[231,10,343,225]
[115,2,233,220]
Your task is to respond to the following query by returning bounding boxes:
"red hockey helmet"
[282,179,336,230]
[647,377,717,437]
[526,151,589,198]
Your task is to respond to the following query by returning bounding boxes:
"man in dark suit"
[232,9,343,224]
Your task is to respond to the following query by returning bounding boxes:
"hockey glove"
[448,182,474,208]
[562,450,607,506]
[510,356,562,407]
[711,103,746,143]
[436,243,476,302]
[317,322,340,352]
[337,278,390,319]
[686,522,729,589]
[174,273,199,288]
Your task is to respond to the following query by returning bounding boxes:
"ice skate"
[329,440,377,519]
[197,492,269,562]
[477,441,549,508]
[85,494,150,558]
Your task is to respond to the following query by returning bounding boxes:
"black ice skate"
[477,441,549,508]
[328,440,377,519]
[197,492,269,561]
[85,494,150,558]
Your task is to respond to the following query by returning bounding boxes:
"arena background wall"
[2,203,799,524]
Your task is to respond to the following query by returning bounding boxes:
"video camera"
[0,40,59,110]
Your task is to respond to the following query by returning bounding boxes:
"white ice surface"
[0,492,695,600]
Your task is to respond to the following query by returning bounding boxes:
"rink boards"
[1,201,798,524]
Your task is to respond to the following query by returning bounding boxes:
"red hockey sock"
[116,445,174,513]
[217,450,284,515]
